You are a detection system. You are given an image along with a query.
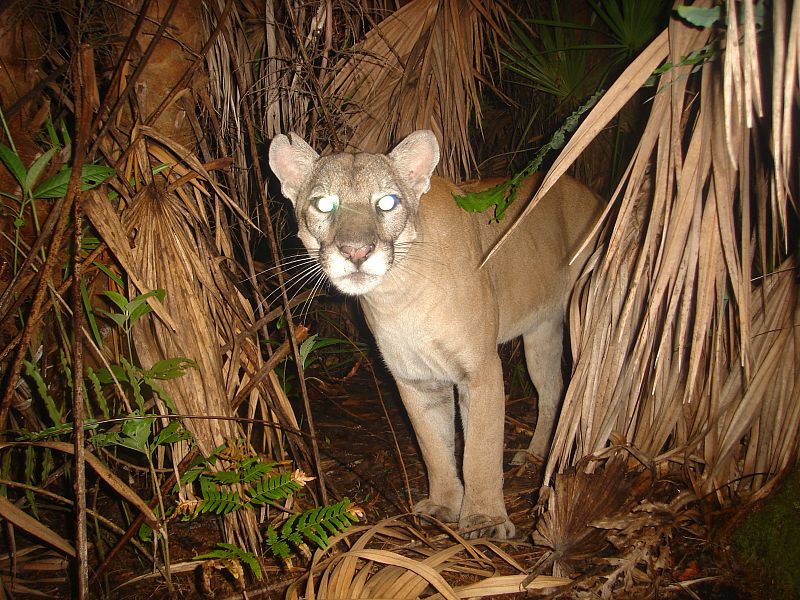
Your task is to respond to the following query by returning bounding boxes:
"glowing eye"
[376,194,399,211]
[314,195,339,213]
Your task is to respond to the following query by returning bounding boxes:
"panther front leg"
[458,355,515,539]
[395,379,464,523]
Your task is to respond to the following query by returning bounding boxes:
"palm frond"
[285,516,570,599]
[324,0,509,179]
[537,0,798,516]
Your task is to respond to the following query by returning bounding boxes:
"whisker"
[299,271,329,324]
[257,253,320,276]
[259,261,327,313]
[280,263,326,301]
[388,263,438,288]
[239,251,319,285]
[392,242,446,269]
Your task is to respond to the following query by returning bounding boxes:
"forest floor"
[296,370,761,600]
[9,354,779,599]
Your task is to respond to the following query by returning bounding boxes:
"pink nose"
[339,243,375,263]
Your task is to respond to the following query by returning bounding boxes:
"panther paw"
[458,513,516,540]
[413,498,459,524]
[511,449,544,466]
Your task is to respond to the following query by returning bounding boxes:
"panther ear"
[388,130,440,198]
[269,133,320,203]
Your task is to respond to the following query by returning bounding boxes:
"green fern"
[194,542,262,581]
[237,457,278,483]
[265,498,360,559]
[196,477,242,516]
[23,360,63,426]
[178,451,295,518]
[85,366,109,420]
[206,459,277,486]
[172,445,362,564]
[245,471,303,507]
[178,446,294,513]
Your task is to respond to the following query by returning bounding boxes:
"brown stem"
[71,42,94,600]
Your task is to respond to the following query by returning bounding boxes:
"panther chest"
[361,305,473,384]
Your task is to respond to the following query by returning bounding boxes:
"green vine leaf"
[153,421,192,447]
[675,3,764,29]
[0,143,26,189]
[24,147,58,196]
[454,89,602,222]
[143,357,197,380]
[32,164,114,199]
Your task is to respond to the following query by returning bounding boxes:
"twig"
[89,0,153,147]
[71,41,94,600]
[88,449,199,587]
[3,63,69,120]
[667,576,721,599]
[222,289,319,351]
[232,325,310,409]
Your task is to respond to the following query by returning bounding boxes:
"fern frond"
[239,457,277,482]
[197,478,242,516]
[203,490,241,516]
[264,499,363,560]
[194,542,262,581]
[208,470,244,485]
[172,498,202,521]
[245,471,302,506]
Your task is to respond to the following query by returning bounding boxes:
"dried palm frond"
[122,183,238,452]
[121,178,264,549]
[589,491,702,598]
[0,545,68,596]
[323,0,509,179]
[528,0,798,541]
[286,516,569,599]
[533,455,638,577]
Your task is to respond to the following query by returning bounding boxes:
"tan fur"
[269,131,603,539]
